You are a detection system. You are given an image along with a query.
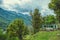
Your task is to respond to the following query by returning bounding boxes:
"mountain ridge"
[0,8,31,28]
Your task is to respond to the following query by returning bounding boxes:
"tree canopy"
[30,8,42,33]
[7,19,25,40]
[49,0,60,23]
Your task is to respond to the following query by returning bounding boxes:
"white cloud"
[41,8,55,16]
[2,0,31,8]
[0,0,55,15]
[3,0,31,6]
[1,0,50,10]
[0,0,2,4]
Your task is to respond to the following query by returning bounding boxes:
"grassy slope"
[25,30,60,40]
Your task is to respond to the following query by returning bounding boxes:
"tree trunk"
[19,34,23,40]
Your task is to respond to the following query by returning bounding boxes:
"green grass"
[25,30,60,40]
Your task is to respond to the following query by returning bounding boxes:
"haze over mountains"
[0,8,31,28]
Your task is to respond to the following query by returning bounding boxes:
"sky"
[0,0,55,16]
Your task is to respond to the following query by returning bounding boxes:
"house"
[42,24,58,31]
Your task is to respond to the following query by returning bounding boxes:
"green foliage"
[30,8,42,33]
[49,0,60,10]
[43,15,56,24]
[24,26,29,35]
[0,28,6,40]
[49,0,60,23]
[6,19,25,40]
[26,31,60,40]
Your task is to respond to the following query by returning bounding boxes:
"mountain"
[0,8,31,29]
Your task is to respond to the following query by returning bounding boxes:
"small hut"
[42,24,58,31]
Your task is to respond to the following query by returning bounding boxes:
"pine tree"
[30,8,42,34]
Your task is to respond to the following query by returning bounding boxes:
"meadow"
[25,30,60,40]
